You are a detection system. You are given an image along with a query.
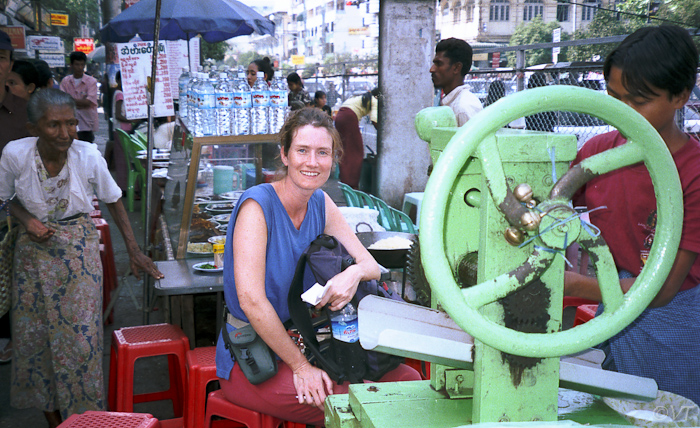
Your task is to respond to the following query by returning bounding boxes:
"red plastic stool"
[108,324,190,417]
[404,358,431,380]
[204,390,284,428]
[573,304,599,326]
[90,209,102,218]
[182,346,219,428]
[58,411,161,427]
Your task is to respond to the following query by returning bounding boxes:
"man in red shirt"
[566,25,700,403]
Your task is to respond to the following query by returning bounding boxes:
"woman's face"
[288,81,301,93]
[317,95,327,107]
[29,106,78,155]
[7,71,35,100]
[280,125,333,191]
[246,63,259,87]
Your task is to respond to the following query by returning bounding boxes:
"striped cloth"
[597,270,700,405]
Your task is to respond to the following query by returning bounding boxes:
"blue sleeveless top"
[216,184,326,379]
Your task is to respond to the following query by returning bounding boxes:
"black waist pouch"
[222,308,278,385]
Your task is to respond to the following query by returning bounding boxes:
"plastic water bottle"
[200,73,217,136]
[178,68,190,120]
[233,72,251,135]
[269,76,288,134]
[251,71,270,135]
[215,72,233,136]
[330,302,359,343]
[187,72,200,129]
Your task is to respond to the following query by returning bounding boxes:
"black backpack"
[287,234,404,384]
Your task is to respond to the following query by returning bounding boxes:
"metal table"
[154,259,224,347]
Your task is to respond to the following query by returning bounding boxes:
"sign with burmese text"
[166,38,200,99]
[117,41,174,119]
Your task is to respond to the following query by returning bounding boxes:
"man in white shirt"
[430,38,483,126]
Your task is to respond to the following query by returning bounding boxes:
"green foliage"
[567,8,643,62]
[200,38,228,64]
[236,51,264,69]
[656,0,700,28]
[507,16,567,66]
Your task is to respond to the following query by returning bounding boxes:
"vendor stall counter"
[154,120,279,345]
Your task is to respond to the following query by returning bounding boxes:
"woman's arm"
[233,199,333,408]
[105,200,163,280]
[564,248,697,307]
[319,193,381,311]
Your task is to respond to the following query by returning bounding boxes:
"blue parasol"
[99,0,275,43]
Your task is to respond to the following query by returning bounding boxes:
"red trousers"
[219,361,421,426]
[335,107,363,189]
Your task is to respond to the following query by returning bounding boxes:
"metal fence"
[280,38,700,152]
[466,65,700,150]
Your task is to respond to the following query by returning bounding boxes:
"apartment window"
[523,0,543,21]
[337,0,344,10]
[556,0,570,21]
[465,1,474,22]
[489,0,510,21]
[442,3,450,16]
[582,0,599,21]
[453,5,461,23]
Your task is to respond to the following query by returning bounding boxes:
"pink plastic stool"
[58,411,161,427]
[108,324,190,416]
[204,390,284,428]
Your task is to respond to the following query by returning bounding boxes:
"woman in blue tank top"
[215,108,421,425]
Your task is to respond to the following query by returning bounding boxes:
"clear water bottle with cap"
[200,73,217,136]
[330,302,359,343]
[269,76,288,134]
[251,71,270,135]
[215,72,233,136]
[191,73,203,135]
[178,68,190,120]
[233,72,251,135]
[185,72,200,128]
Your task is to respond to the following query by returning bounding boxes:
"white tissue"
[301,281,329,305]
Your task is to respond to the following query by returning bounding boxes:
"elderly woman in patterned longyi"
[0,88,163,427]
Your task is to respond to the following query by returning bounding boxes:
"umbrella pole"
[143,0,163,325]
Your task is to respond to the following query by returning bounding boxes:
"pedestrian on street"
[59,52,99,143]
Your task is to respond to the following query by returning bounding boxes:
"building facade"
[436,0,618,44]
[278,0,379,65]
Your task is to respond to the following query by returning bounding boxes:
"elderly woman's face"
[30,106,78,154]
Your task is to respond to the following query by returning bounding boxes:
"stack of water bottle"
[178,68,289,137]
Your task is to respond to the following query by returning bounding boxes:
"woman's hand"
[317,266,361,311]
[25,217,55,243]
[292,361,334,409]
[128,250,164,280]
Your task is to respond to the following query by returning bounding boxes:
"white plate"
[187,250,213,256]
[213,214,231,223]
[206,203,235,213]
[208,235,226,245]
[219,191,244,200]
[192,261,223,273]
